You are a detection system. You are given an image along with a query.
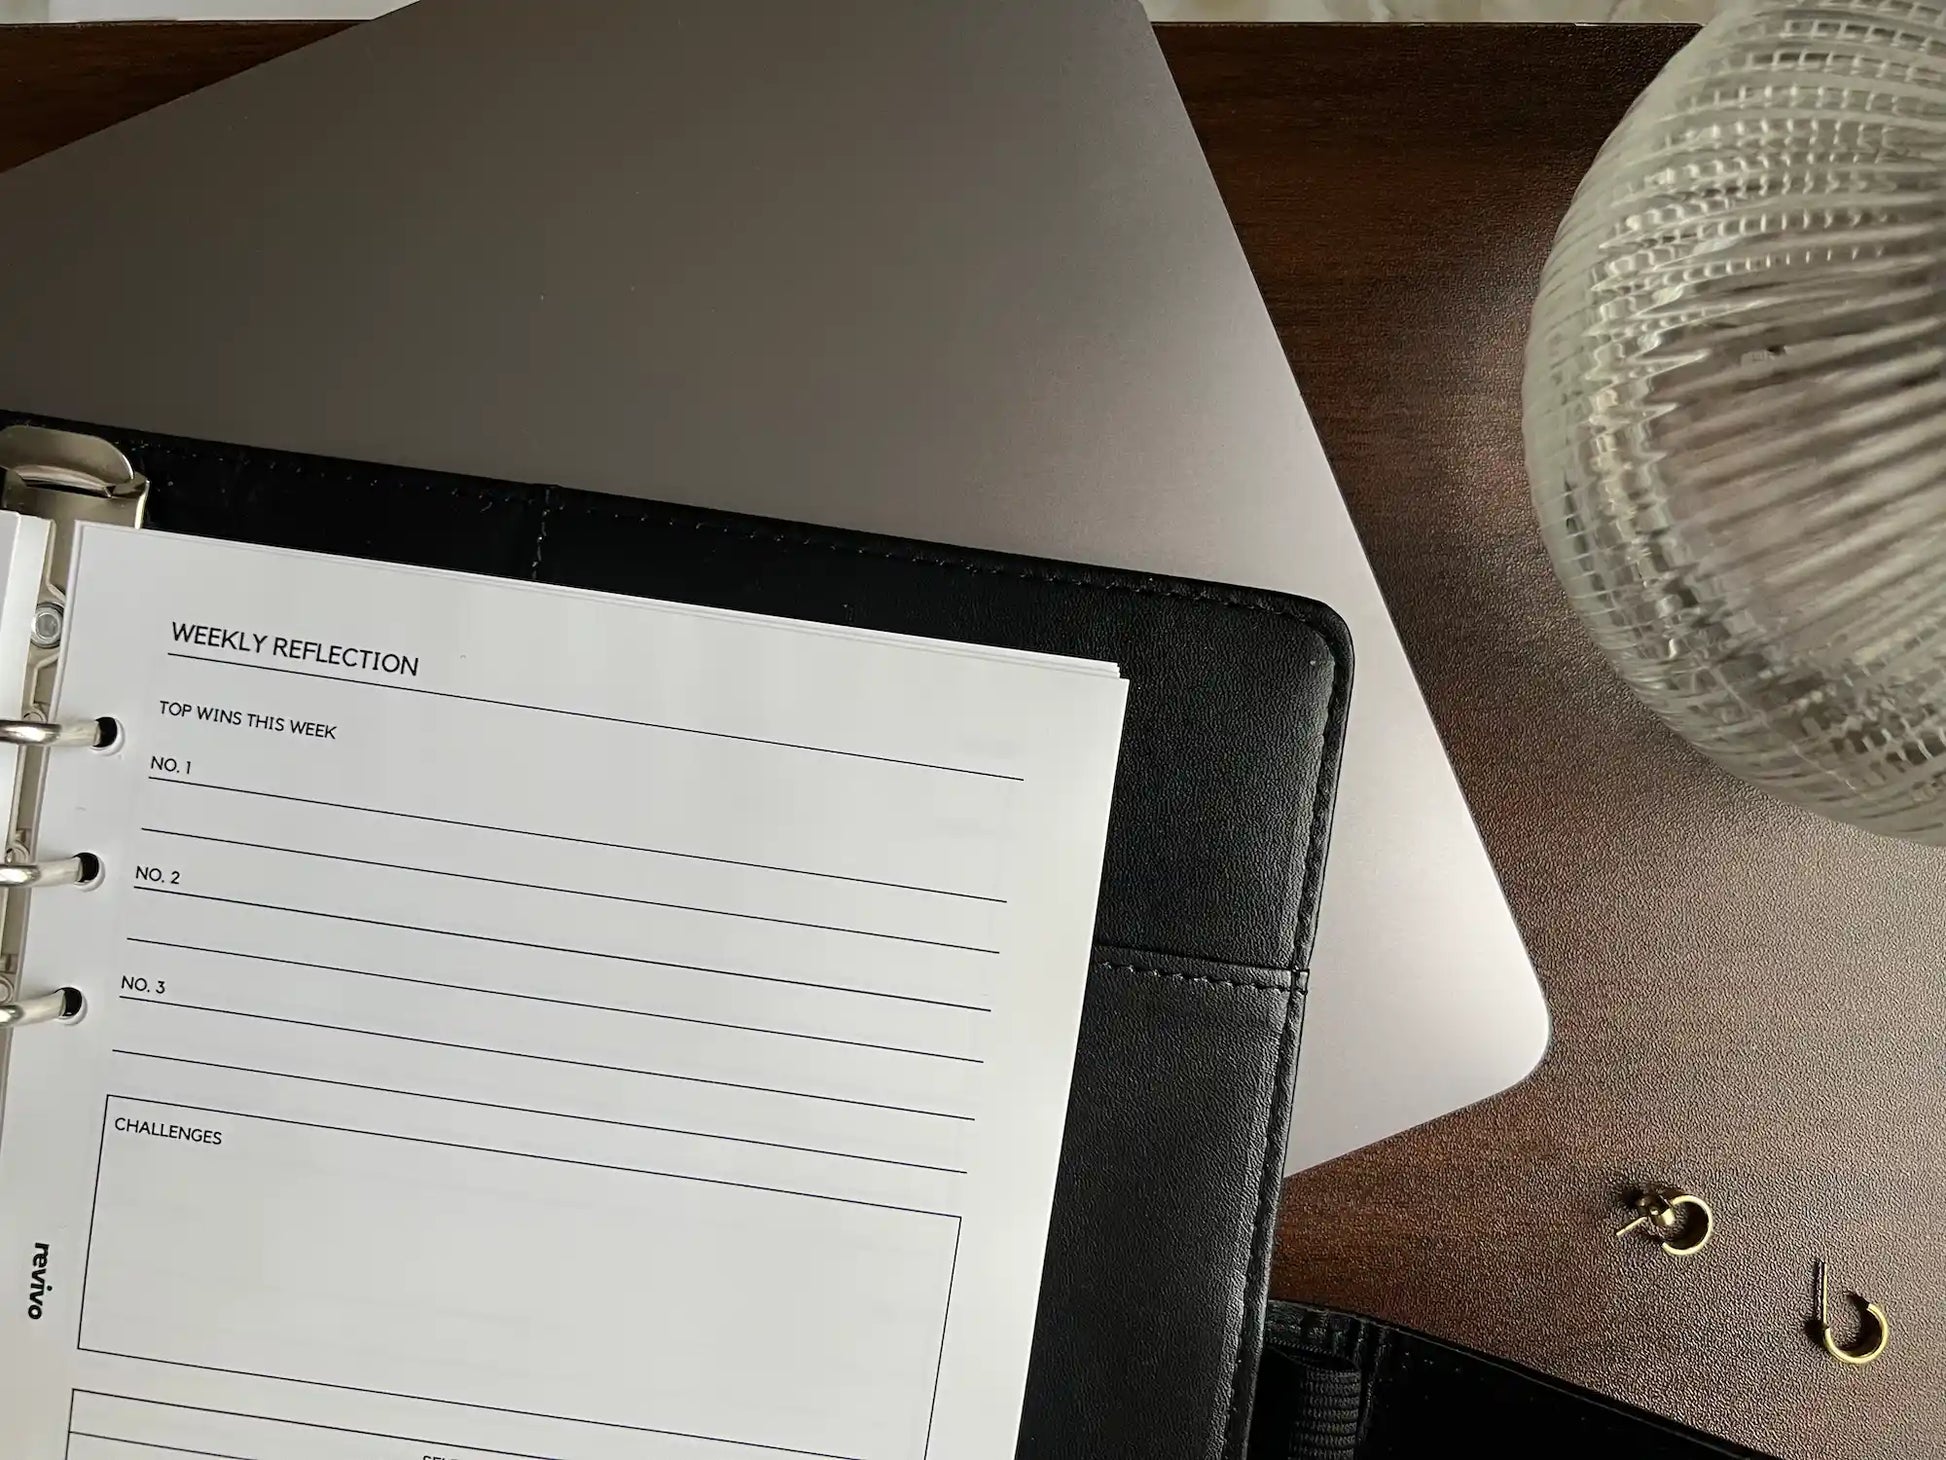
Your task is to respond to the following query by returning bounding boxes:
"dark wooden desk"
[5,22,1940,1460]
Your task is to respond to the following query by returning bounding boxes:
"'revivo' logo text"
[26,1242,49,1320]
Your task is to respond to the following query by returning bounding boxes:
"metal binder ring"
[0,854,95,889]
[0,988,82,1028]
[0,717,111,749]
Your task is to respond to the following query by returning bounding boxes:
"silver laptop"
[0,0,1546,1171]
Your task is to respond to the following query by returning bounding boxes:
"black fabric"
[1,410,1353,1460]
[1253,1304,1776,1459]
[1255,1347,1363,1460]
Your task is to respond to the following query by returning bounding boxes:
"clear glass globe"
[1525,0,1946,843]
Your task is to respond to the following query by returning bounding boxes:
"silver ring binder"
[0,988,82,1028]
[0,854,95,890]
[0,429,145,1054]
[0,717,111,748]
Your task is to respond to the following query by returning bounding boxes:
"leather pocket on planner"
[1019,949,1302,1460]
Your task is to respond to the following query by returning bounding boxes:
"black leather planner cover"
[1250,1304,1773,1459]
[1,411,1352,1460]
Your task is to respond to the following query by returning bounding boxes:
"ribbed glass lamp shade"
[1524,0,1946,842]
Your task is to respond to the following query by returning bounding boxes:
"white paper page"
[0,508,53,791]
[0,523,1126,1460]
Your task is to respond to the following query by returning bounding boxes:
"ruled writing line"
[145,776,1003,903]
[141,826,998,954]
[127,937,979,1064]
[73,1351,869,1460]
[112,1049,966,1173]
[72,1388,572,1460]
[166,650,1023,783]
[103,1095,960,1220]
[68,1436,253,1460]
[117,998,974,1123]
[128,887,992,1013]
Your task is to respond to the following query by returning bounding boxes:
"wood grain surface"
[1160,26,1946,1460]
[2,20,1940,1460]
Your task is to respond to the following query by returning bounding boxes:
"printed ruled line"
[166,649,1024,783]
[74,1099,109,1353]
[117,998,975,1123]
[72,1388,573,1460]
[74,1359,868,1460]
[141,826,999,954]
[102,1095,960,1220]
[68,1437,254,1460]
[127,937,980,1064]
[129,886,992,1013]
[146,775,1004,904]
[113,1048,968,1174]
[923,1226,965,1459]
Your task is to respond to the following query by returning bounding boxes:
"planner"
[0,521,1128,1459]
[0,417,1352,1460]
